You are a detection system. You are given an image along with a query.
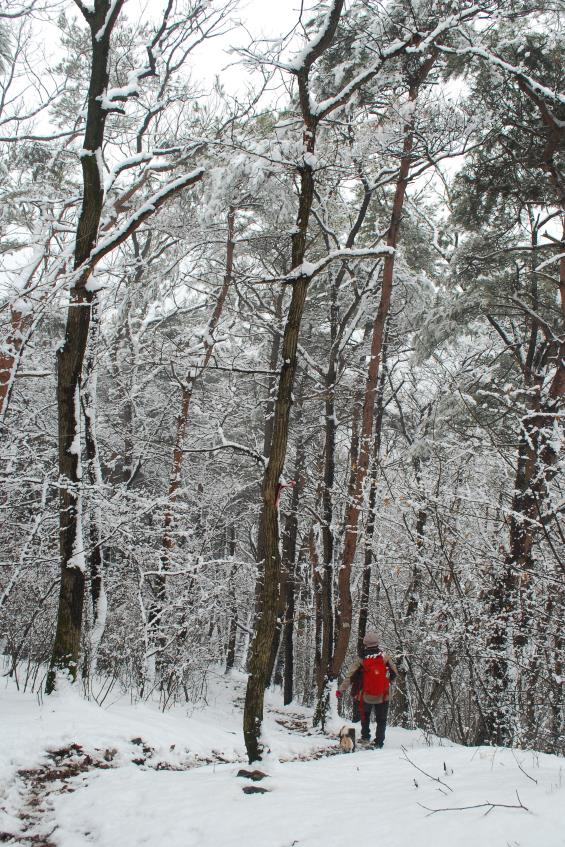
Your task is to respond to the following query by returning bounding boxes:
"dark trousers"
[360,701,389,747]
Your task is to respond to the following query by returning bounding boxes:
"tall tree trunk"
[243,0,346,761]
[47,0,125,693]
[265,377,306,689]
[481,82,565,743]
[282,561,296,705]
[485,225,565,745]
[243,266,311,759]
[81,301,107,680]
[485,382,549,744]
[242,0,432,760]
[318,355,337,695]
[46,0,204,692]
[331,60,436,679]
[405,454,429,619]
[265,569,287,687]
[249,289,286,645]
[310,526,323,696]
[279,430,306,700]
[225,524,238,673]
[314,181,376,724]
[263,289,285,458]
[357,328,388,652]
[549,583,564,749]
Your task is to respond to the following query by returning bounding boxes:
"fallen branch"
[418,790,530,817]
[401,745,453,793]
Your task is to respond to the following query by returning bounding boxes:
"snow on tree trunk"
[47,0,126,694]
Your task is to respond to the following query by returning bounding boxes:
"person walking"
[336,631,397,748]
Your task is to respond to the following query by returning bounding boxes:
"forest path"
[0,672,337,844]
[2,704,339,843]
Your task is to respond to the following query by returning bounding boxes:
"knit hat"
[363,631,379,648]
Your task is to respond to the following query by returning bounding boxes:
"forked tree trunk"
[242,1,437,761]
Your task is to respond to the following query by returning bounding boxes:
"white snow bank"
[1,673,564,847]
[51,737,565,847]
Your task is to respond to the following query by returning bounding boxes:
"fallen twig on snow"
[418,790,530,817]
[401,745,453,793]
[511,750,538,784]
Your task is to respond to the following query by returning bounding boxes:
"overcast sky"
[190,0,316,90]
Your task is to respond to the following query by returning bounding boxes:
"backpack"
[362,653,390,698]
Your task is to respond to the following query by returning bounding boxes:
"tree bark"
[47,0,125,693]
[81,301,107,679]
[484,221,565,745]
[243,0,346,762]
[310,526,323,696]
[46,0,205,692]
[279,430,306,701]
[264,393,306,688]
[243,270,311,760]
[225,524,238,673]
[262,289,284,459]
[332,59,436,679]
[357,329,388,653]
[315,182,376,723]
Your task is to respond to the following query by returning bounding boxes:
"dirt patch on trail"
[0,736,245,846]
[0,732,341,844]
[0,743,115,847]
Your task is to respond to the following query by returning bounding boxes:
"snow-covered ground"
[1,671,564,847]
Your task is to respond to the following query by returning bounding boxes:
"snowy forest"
[0,0,564,776]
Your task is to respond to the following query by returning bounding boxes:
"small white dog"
[338,725,356,753]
